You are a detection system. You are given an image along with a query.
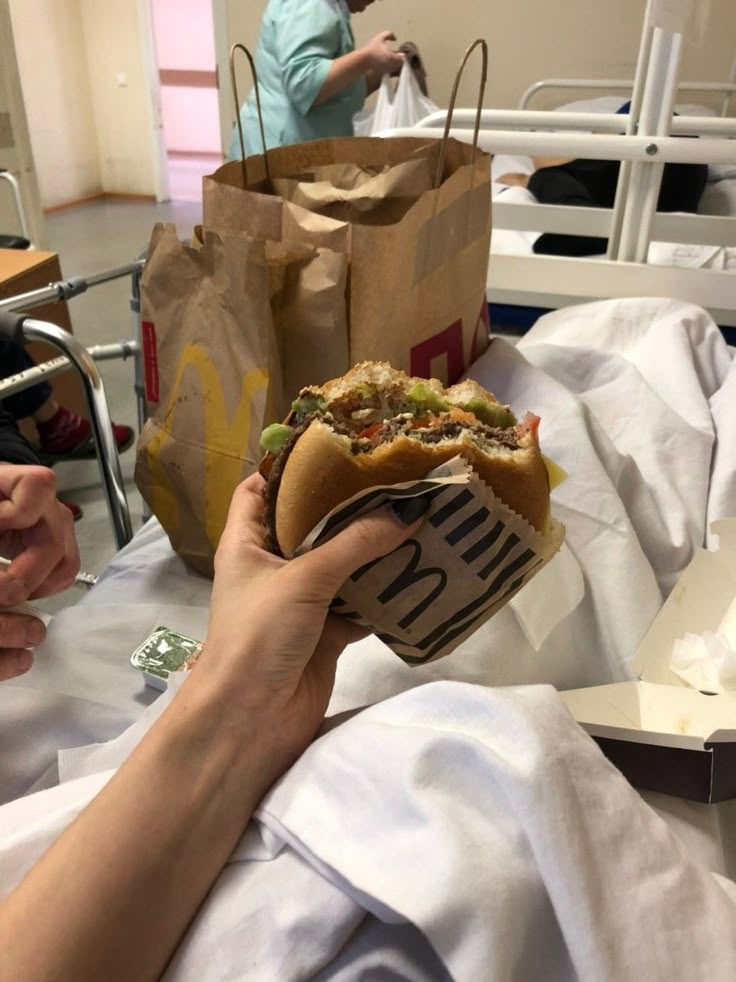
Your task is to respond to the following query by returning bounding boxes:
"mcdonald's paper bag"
[270,155,434,224]
[203,135,492,385]
[298,456,565,664]
[134,224,348,576]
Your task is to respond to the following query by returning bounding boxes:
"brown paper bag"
[204,135,491,385]
[271,154,435,223]
[264,239,349,398]
[134,224,349,575]
[134,225,281,574]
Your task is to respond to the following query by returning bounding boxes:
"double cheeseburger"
[259,362,558,558]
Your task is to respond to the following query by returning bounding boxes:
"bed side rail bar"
[412,108,736,138]
[518,77,736,116]
[381,126,736,166]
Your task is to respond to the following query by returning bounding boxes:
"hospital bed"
[3,13,736,970]
[1,291,736,979]
[385,4,736,331]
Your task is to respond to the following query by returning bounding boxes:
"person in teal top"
[229,0,403,158]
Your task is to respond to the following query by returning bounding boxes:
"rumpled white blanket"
[1,297,736,978]
[3,680,736,980]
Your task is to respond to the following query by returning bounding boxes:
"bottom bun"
[273,419,550,557]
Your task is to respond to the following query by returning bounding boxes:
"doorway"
[149,0,223,202]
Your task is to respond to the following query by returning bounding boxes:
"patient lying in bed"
[495,100,709,257]
[498,152,708,256]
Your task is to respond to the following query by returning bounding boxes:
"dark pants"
[0,340,52,421]
[529,157,709,257]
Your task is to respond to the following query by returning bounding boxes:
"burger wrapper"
[295,456,565,665]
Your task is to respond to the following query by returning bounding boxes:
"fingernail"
[390,495,432,525]
[24,620,45,648]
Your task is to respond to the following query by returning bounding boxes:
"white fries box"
[559,519,736,803]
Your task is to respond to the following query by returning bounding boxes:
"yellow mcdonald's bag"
[134,224,348,575]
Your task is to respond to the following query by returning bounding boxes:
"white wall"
[8,0,161,205]
[8,0,100,210]
[0,0,46,243]
[79,0,159,196]
[224,0,736,121]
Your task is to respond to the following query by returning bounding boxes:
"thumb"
[295,496,432,597]
[378,30,397,42]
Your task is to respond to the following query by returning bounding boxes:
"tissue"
[669,594,736,693]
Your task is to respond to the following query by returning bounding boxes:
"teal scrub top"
[229,0,367,159]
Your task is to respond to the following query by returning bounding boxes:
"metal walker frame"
[0,260,146,551]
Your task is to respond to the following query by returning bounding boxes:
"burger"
[259,362,559,558]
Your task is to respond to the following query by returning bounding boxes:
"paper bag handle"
[434,39,488,189]
[229,43,270,187]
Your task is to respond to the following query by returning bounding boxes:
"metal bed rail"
[405,2,735,268]
[382,125,736,167]
[518,75,736,116]
[413,108,736,138]
[382,3,736,328]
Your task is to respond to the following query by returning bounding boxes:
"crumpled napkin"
[670,632,736,693]
[669,596,736,693]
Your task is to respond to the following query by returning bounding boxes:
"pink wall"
[160,87,220,153]
[151,0,215,69]
[151,0,219,154]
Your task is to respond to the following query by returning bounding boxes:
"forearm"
[0,672,284,982]
[365,67,382,95]
[313,48,370,107]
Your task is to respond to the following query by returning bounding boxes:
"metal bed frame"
[0,260,145,551]
[382,1,736,327]
[517,58,736,116]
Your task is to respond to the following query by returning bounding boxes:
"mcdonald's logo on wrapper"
[297,457,565,665]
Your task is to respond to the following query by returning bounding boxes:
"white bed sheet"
[491,96,736,268]
[2,297,736,979]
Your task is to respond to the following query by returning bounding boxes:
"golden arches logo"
[144,342,269,548]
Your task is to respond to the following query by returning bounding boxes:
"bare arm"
[0,680,279,981]
[313,31,403,107]
[0,475,424,982]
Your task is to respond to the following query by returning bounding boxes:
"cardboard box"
[0,248,88,433]
[560,519,736,803]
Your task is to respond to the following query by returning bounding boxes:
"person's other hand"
[363,31,405,77]
[200,472,428,774]
[0,464,80,680]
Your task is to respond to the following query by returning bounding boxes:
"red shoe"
[60,500,83,522]
[37,407,134,463]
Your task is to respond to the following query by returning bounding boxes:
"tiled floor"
[35,196,201,612]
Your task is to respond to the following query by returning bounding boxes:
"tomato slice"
[518,412,541,442]
[410,413,438,430]
[358,423,383,445]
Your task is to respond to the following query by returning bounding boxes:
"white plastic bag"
[353,62,439,136]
